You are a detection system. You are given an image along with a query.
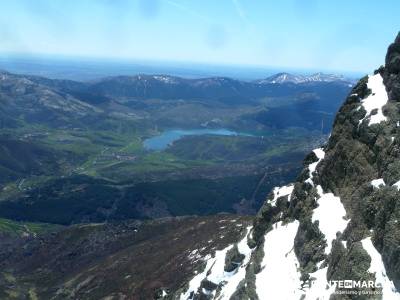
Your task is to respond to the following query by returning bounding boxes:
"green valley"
[0,70,352,225]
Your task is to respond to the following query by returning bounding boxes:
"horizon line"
[0,51,366,78]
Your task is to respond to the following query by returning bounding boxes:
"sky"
[0,0,399,73]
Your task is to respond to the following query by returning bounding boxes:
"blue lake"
[144,129,247,151]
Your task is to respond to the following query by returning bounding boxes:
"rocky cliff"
[175,34,400,300]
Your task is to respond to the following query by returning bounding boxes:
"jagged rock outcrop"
[176,33,400,300]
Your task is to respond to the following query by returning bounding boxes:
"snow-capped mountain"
[83,72,351,101]
[256,72,347,84]
[175,33,400,299]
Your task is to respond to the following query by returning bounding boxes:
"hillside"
[0,215,251,299]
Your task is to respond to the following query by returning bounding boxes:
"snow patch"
[153,75,177,84]
[268,184,294,206]
[361,237,399,299]
[371,178,386,189]
[305,148,325,186]
[313,148,326,161]
[392,180,400,190]
[256,221,304,299]
[359,74,388,126]
[313,185,349,254]
[188,249,202,261]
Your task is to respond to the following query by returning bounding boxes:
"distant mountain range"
[90,72,353,92]
[255,72,350,84]
[0,69,353,131]
[0,55,363,81]
[74,72,354,103]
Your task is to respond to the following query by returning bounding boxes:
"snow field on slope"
[359,73,388,126]
[313,185,349,255]
[256,221,304,299]
[361,237,400,300]
[303,148,349,255]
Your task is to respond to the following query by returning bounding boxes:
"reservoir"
[144,128,246,150]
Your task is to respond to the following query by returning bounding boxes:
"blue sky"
[0,0,399,73]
